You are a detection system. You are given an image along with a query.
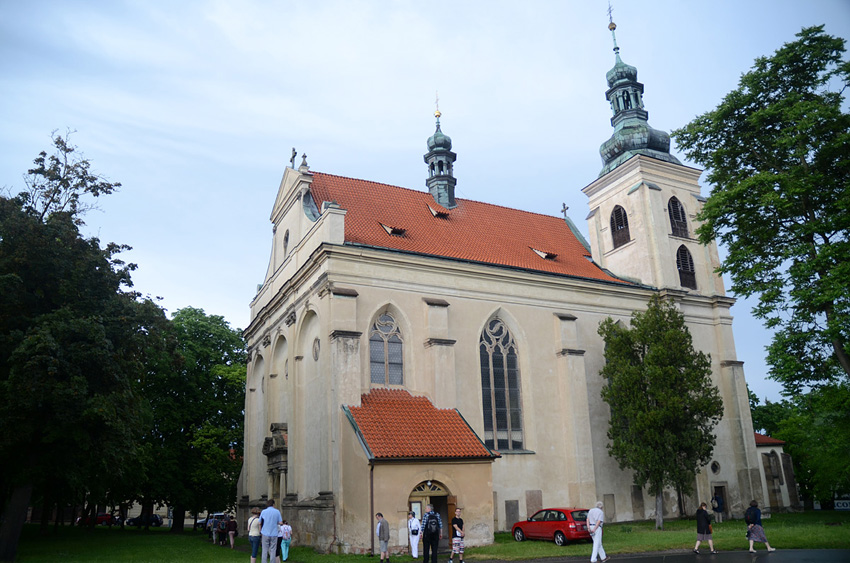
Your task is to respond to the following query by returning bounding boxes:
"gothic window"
[676,245,697,289]
[369,313,403,386]
[610,205,630,249]
[479,318,523,451]
[668,197,688,238]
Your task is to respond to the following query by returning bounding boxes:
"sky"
[2,0,848,403]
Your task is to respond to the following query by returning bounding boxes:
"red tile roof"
[310,172,628,285]
[345,389,497,460]
[754,432,785,446]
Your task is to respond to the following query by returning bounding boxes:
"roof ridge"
[312,170,589,230]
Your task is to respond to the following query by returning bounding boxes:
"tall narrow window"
[668,197,688,238]
[610,205,630,249]
[676,245,697,289]
[480,319,523,451]
[370,314,403,386]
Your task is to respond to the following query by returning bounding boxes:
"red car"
[75,512,115,526]
[511,507,591,546]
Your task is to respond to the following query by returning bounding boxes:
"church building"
[237,21,794,554]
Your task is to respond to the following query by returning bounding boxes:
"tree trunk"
[170,505,186,533]
[0,483,33,562]
[39,496,51,533]
[655,491,664,530]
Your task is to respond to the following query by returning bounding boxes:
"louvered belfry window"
[610,205,630,249]
[480,318,523,451]
[668,197,688,238]
[370,314,403,386]
[676,245,697,289]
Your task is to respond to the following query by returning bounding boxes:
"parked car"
[195,513,226,531]
[75,512,115,526]
[511,507,591,546]
[126,513,163,527]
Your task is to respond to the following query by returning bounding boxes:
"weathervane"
[607,1,620,56]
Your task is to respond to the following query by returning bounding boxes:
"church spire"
[424,99,458,208]
[598,18,681,177]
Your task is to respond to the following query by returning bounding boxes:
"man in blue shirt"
[259,499,283,563]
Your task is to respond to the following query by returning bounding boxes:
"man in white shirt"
[586,501,609,563]
[259,499,283,563]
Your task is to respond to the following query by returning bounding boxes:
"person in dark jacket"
[746,500,776,553]
[376,512,390,563]
[421,504,443,563]
[693,502,717,554]
[711,493,724,523]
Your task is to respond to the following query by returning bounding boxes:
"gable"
[344,389,497,460]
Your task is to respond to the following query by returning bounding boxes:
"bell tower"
[424,107,458,209]
[582,19,724,297]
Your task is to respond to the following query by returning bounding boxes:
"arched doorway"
[408,480,455,551]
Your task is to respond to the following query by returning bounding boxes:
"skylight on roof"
[531,247,558,260]
[380,223,406,237]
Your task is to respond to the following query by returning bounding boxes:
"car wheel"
[513,528,525,542]
[554,531,568,546]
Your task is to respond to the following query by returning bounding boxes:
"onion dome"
[598,21,681,177]
[427,110,453,151]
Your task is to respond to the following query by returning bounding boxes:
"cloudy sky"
[2,0,848,402]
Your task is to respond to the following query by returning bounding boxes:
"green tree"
[0,134,166,561]
[750,385,850,504]
[672,26,850,388]
[598,294,723,529]
[134,307,246,532]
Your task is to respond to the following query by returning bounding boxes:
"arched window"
[610,205,630,249]
[283,230,290,258]
[668,197,688,238]
[676,245,697,289]
[369,313,403,386]
[480,318,523,451]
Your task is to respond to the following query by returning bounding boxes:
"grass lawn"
[464,511,850,560]
[14,511,850,562]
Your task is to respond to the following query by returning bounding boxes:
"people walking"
[376,513,390,563]
[260,499,283,563]
[408,511,421,558]
[210,513,220,544]
[450,508,464,563]
[421,504,443,563]
[711,492,724,523]
[279,520,292,562]
[247,508,262,563]
[693,502,717,554]
[226,514,238,548]
[745,500,776,553]
[587,501,609,563]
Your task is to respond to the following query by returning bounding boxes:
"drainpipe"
[370,460,375,556]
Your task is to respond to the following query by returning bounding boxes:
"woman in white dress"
[408,511,421,558]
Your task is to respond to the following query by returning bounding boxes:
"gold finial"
[607,2,616,30]
[435,91,441,118]
[608,21,616,31]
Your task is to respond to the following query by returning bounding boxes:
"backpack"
[710,498,718,509]
[744,507,755,524]
[424,514,440,538]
